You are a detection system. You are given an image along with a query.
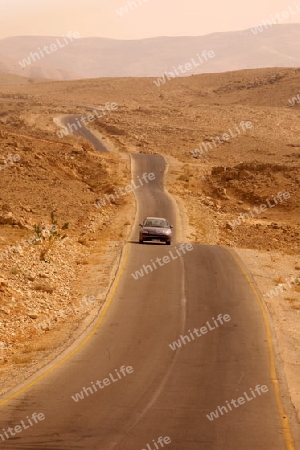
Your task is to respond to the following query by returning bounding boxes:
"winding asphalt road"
[0,118,296,449]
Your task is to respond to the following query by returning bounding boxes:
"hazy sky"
[1,0,300,40]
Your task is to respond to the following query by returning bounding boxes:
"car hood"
[142,227,171,234]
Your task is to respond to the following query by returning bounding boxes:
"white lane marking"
[106,257,187,450]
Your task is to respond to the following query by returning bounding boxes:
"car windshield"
[144,219,169,228]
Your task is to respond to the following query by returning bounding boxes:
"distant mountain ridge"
[0,25,300,80]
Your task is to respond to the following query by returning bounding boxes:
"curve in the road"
[0,117,296,450]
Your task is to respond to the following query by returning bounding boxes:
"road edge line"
[228,248,295,450]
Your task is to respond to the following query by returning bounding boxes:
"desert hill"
[1,25,300,80]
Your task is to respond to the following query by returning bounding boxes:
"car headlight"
[165,229,171,235]
[143,230,149,234]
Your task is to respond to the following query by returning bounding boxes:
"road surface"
[0,121,295,449]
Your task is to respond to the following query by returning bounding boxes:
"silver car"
[139,217,173,245]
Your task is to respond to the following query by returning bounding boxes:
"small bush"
[33,211,69,262]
